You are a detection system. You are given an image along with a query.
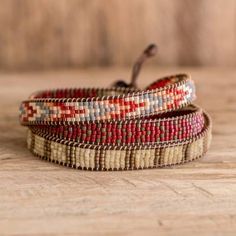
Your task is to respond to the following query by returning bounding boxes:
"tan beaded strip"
[27,112,212,171]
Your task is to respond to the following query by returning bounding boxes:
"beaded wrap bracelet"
[19,44,212,171]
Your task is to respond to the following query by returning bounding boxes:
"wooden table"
[0,67,235,235]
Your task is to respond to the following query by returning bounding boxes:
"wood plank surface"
[0,67,236,235]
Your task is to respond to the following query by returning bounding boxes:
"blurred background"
[0,0,235,71]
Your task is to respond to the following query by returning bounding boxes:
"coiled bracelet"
[19,44,212,171]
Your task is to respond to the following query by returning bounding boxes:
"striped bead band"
[27,112,211,171]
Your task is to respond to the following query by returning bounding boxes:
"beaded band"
[19,74,195,125]
[27,112,211,171]
[29,105,204,145]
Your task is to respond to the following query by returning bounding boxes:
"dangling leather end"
[113,43,158,89]
[143,44,158,58]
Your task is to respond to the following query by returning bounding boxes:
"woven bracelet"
[19,44,212,171]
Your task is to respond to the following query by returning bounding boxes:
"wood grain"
[0,0,235,70]
[0,67,236,235]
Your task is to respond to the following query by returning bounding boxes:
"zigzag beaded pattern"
[27,112,211,171]
[19,74,195,124]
